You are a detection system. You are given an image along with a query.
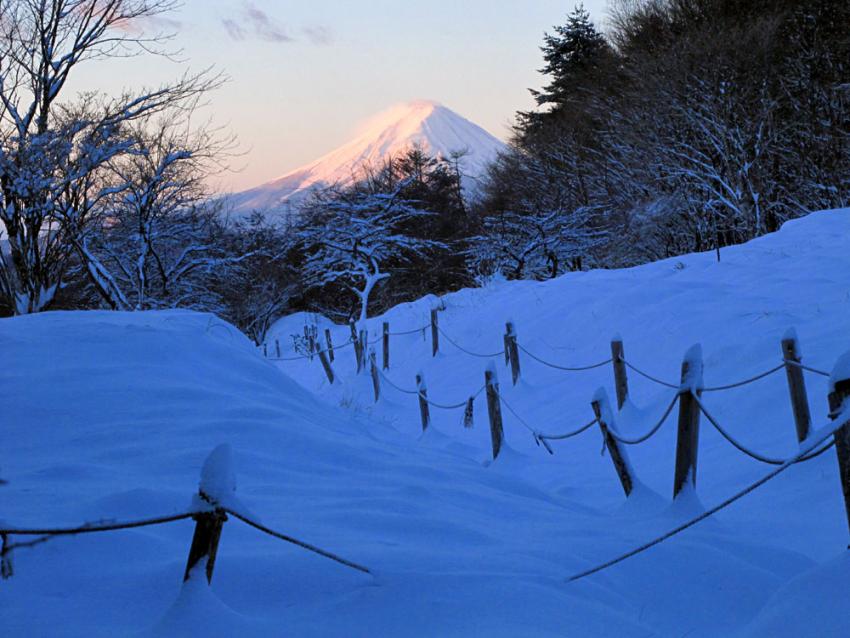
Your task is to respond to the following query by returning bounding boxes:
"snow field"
[2,209,850,636]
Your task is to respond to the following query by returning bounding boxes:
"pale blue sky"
[73,1,610,191]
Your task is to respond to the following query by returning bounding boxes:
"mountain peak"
[231,101,505,214]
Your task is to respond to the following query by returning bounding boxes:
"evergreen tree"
[523,4,610,127]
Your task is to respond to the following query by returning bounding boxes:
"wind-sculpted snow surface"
[3,209,850,636]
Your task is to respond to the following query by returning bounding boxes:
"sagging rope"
[694,392,835,465]
[0,511,196,537]
[537,418,599,442]
[625,357,821,393]
[785,359,831,377]
[388,324,431,336]
[497,393,557,452]
[703,364,786,393]
[376,368,485,411]
[568,410,849,582]
[224,508,371,575]
[518,344,612,372]
[0,511,197,579]
[267,338,357,362]
[437,327,504,358]
[606,393,680,445]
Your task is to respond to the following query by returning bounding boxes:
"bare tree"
[299,181,444,325]
[0,0,221,314]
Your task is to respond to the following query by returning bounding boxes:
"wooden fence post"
[369,350,380,402]
[383,322,390,370]
[317,346,335,384]
[263,343,267,358]
[275,339,281,359]
[828,355,850,535]
[591,388,635,497]
[416,373,431,431]
[506,321,521,386]
[431,309,439,357]
[325,328,334,363]
[306,326,315,361]
[782,329,812,443]
[360,330,368,370]
[673,344,704,499]
[350,322,362,373]
[484,366,504,460]
[183,446,232,584]
[503,332,510,366]
[610,337,628,409]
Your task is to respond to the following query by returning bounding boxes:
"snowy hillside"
[230,100,505,214]
[3,209,850,636]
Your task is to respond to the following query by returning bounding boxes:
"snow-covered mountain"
[230,100,506,214]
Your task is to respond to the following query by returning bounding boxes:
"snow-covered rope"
[702,364,786,392]
[605,393,680,445]
[376,368,485,410]
[784,359,831,377]
[623,359,786,392]
[267,339,356,361]
[224,508,371,575]
[437,327,504,358]
[537,418,599,442]
[387,324,431,336]
[622,360,680,389]
[567,410,850,582]
[496,393,555,452]
[0,511,196,537]
[518,344,612,372]
[694,392,835,465]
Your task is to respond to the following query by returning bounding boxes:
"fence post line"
[360,330,368,371]
[431,309,439,357]
[369,349,380,402]
[506,321,521,386]
[591,388,635,497]
[610,336,629,409]
[484,366,504,460]
[263,343,267,358]
[782,329,812,443]
[416,373,431,431]
[673,344,704,499]
[383,322,390,370]
[275,339,281,359]
[317,345,336,384]
[827,355,850,535]
[325,328,335,363]
[503,332,510,366]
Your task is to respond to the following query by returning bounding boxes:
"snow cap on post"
[680,344,704,393]
[830,351,850,396]
[592,387,615,427]
[486,359,499,377]
[782,327,801,354]
[198,444,236,508]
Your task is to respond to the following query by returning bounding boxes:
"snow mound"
[5,208,850,636]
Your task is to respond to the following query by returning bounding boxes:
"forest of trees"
[482,0,850,267]
[1,0,847,341]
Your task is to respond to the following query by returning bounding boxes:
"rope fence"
[257,312,849,584]
[0,449,372,584]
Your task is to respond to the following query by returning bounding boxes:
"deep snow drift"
[229,100,506,214]
[2,209,850,636]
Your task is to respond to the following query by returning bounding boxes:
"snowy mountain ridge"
[230,100,505,215]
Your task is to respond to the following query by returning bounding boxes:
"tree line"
[2,0,847,343]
